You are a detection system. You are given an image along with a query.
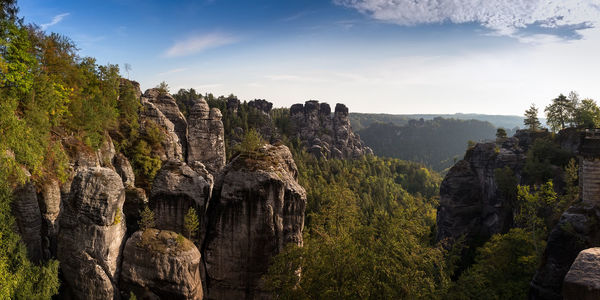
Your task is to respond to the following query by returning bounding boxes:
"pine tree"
[524,104,542,131]
[184,207,199,240]
[138,205,155,232]
[545,94,574,132]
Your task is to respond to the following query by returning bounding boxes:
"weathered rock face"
[57,167,126,300]
[436,138,526,243]
[140,97,184,161]
[113,153,135,188]
[248,99,273,114]
[38,179,61,259]
[530,203,600,300]
[12,182,43,263]
[123,187,147,236]
[120,229,203,300]
[150,160,213,241]
[144,89,189,158]
[563,247,600,300]
[187,99,226,174]
[290,100,372,159]
[203,144,306,299]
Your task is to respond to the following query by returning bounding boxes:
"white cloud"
[40,13,69,30]
[334,0,600,39]
[157,68,187,76]
[164,33,237,57]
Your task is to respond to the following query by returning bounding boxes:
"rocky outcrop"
[150,160,213,241]
[140,97,184,161]
[248,99,272,114]
[563,247,600,300]
[144,89,189,158]
[187,99,226,174]
[38,179,61,259]
[123,187,147,236]
[57,167,126,300]
[290,100,372,159]
[436,138,526,243]
[120,229,203,300]
[12,181,43,263]
[203,144,306,299]
[113,153,135,188]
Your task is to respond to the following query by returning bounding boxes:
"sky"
[17,0,600,115]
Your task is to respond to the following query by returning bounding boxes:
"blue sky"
[18,0,600,115]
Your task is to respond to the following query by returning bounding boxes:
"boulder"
[144,89,189,158]
[150,160,213,241]
[120,229,203,300]
[203,144,306,299]
[563,247,600,300]
[57,167,126,300]
[187,99,226,174]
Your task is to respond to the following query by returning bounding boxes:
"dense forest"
[2,0,600,298]
[358,118,497,171]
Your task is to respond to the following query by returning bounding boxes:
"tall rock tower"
[579,129,600,204]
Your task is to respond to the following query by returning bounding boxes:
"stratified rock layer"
[563,247,600,300]
[290,100,372,159]
[144,89,189,158]
[150,160,213,241]
[187,99,226,174]
[57,167,126,300]
[140,97,183,162]
[12,182,43,263]
[203,144,306,299]
[120,229,203,300]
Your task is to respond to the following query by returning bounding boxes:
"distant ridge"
[350,112,548,132]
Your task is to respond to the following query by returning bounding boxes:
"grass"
[138,228,195,254]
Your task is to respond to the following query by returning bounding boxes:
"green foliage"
[494,166,518,205]
[113,208,122,225]
[138,205,156,232]
[523,137,572,184]
[357,118,497,171]
[128,291,137,300]
[264,151,449,299]
[155,81,169,94]
[495,128,507,139]
[447,228,543,300]
[0,186,60,299]
[574,98,600,129]
[235,128,265,155]
[524,104,542,131]
[184,207,199,240]
[515,181,557,253]
[130,139,161,190]
[545,94,574,132]
[173,88,201,117]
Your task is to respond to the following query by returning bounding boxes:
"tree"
[156,81,169,94]
[496,128,507,139]
[524,104,542,131]
[545,94,574,132]
[235,128,265,155]
[574,98,600,128]
[184,207,199,239]
[138,205,155,231]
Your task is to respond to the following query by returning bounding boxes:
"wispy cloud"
[40,13,69,30]
[281,10,315,22]
[334,0,600,42]
[164,33,238,57]
[157,68,188,76]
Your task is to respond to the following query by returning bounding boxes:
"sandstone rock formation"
[57,167,126,300]
[140,97,184,161]
[290,100,372,159]
[248,99,273,114]
[38,179,61,259]
[150,160,213,241]
[120,229,203,300]
[144,89,189,158]
[12,181,43,263]
[436,137,526,243]
[187,99,226,174]
[203,144,306,299]
[563,247,600,300]
[113,153,135,188]
[123,187,147,236]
